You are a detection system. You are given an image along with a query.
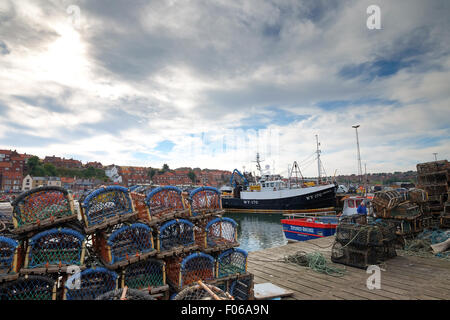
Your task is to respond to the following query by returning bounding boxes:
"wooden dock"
[247,236,450,300]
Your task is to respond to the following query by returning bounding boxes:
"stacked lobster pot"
[416,160,450,229]
[1,186,83,300]
[331,218,398,269]
[147,186,254,300]
[372,189,426,236]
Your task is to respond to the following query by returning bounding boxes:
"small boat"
[281,215,338,242]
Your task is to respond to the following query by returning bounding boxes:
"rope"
[284,251,347,277]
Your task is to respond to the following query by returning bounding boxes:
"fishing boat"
[281,215,338,242]
[222,136,337,213]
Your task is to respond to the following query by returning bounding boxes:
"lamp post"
[352,125,363,185]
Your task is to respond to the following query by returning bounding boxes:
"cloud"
[0,0,448,177]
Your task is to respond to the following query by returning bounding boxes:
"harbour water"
[223,212,288,252]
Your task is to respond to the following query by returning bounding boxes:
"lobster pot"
[204,217,238,249]
[96,288,155,300]
[388,203,421,219]
[122,258,166,289]
[229,274,254,300]
[0,202,13,229]
[145,186,186,222]
[0,236,21,276]
[216,248,248,278]
[25,228,85,270]
[386,217,423,236]
[81,186,135,231]
[189,187,221,217]
[173,282,230,300]
[0,275,57,300]
[157,219,195,252]
[441,215,450,228]
[11,186,75,234]
[407,189,428,204]
[94,223,155,266]
[331,242,378,269]
[372,190,404,212]
[166,253,215,289]
[64,267,118,300]
[130,192,151,223]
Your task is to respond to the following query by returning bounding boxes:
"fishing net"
[81,186,134,229]
[173,282,231,300]
[64,267,118,300]
[189,187,221,217]
[166,252,215,289]
[122,258,166,290]
[216,248,248,278]
[94,223,155,266]
[25,228,85,269]
[0,275,56,300]
[285,251,346,276]
[229,274,254,300]
[145,186,186,221]
[205,217,238,248]
[0,236,20,276]
[96,287,156,300]
[399,229,450,260]
[158,219,195,252]
[12,186,75,232]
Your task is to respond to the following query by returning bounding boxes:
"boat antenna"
[316,135,321,184]
[252,152,264,177]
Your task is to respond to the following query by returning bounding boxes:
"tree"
[148,168,157,179]
[43,163,57,176]
[187,171,196,183]
[26,156,40,175]
[162,164,170,171]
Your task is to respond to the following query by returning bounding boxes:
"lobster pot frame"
[130,192,151,223]
[372,190,404,212]
[24,228,85,271]
[81,186,136,232]
[173,282,230,300]
[216,248,248,278]
[121,258,166,290]
[145,186,187,222]
[157,219,195,252]
[204,217,238,249]
[331,242,379,269]
[64,267,118,300]
[387,203,422,219]
[407,189,428,204]
[0,275,57,300]
[11,186,75,234]
[166,252,215,289]
[189,187,222,217]
[335,223,396,248]
[229,274,254,300]
[385,217,423,236]
[0,236,22,279]
[93,223,155,267]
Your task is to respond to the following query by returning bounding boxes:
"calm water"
[224,212,288,252]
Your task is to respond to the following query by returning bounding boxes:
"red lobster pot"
[11,186,76,234]
[188,186,222,217]
[144,186,187,223]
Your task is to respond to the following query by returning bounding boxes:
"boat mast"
[316,135,321,184]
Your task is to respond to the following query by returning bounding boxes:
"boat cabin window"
[348,200,355,208]
[355,200,362,207]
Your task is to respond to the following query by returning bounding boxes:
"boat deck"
[247,236,450,300]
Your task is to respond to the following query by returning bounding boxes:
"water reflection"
[224,212,288,252]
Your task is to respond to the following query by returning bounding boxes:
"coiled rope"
[283,251,347,277]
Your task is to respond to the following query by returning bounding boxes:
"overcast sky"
[0,0,449,177]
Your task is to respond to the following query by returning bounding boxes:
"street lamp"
[352,125,363,185]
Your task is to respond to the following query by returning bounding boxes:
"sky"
[0,0,449,177]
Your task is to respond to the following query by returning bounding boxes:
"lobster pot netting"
[229,275,254,300]
[12,186,74,230]
[65,268,118,300]
[96,288,155,300]
[158,219,195,252]
[205,217,238,248]
[216,248,248,278]
[81,186,134,228]
[145,187,185,221]
[331,242,378,269]
[96,223,154,265]
[26,228,85,269]
[189,187,221,216]
[122,258,165,289]
[407,189,428,203]
[0,275,56,300]
[130,192,150,222]
[166,253,215,288]
[335,222,397,248]
[173,283,230,300]
[0,236,19,275]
